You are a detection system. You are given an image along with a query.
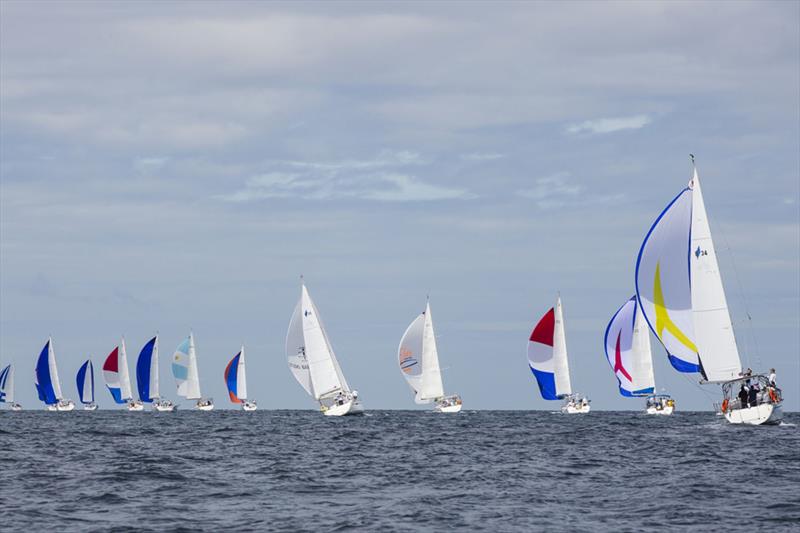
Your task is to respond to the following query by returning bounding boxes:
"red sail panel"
[529,308,555,346]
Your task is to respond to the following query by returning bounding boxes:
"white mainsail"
[287,301,314,396]
[149,336,160,400]
[237,346,248,401]
[553,297,572,397]
[119,338,133,401]
[49,338,64,400]
[173,333,202,400]
[632,303,656,391]
[398,302,444,404]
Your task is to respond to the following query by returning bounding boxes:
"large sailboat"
[136,336,176,411]
[286,282,364,416]
[172,333,213,410]
[225,346,257,411]
[102,339,144,411]
[76,359,98,410]
[35,338,75,411]
[635,156,782,425]
[527,297,590,413]
[1,364,23,411]
[397,299,462,412]
[604,296,674,415]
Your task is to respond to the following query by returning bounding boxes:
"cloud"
[461,152,505,162]
[516,172,623,209]
[565,114,652,135]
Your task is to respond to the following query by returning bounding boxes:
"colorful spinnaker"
[604,296,656,397]
[103,339,134,404]
[76,359,95,405]
[172,333,202,400]
[224,347,248,404]
[0,364,14,404]
[527,297,572,400]
[35,338,65,405]
[136,336,159,403]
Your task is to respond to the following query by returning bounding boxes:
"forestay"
[604,296,656,397]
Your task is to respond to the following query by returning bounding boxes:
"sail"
[136,336,159,402]
[0,364,13,403]
[398,312,426,402]
[635,186,701,373]
[527,299,572,400]
[299,285,346,399]
[35,339,62,404]
[76,360,95,404]
[224,347,247,403]
[688,170,742,381]
[103,346,127,404]
[420,303,445,401]
[286,300,314,397]
[172,334,202,400]
[604,296,656,397]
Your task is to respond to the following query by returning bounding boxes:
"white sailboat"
[76,359,98,410]
[225,346,257,411]
[0,364,23,411]
[635,156,782,425]
[103,338,144,411]
[398,299,462,412]
[286,282,364,416]
[604,296,674,415]
[36,338,75,411]
[137,336,176,412]
[527,297,590,413]
[172,333,213,410]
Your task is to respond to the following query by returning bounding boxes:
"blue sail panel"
[0,365,9,402]
[76,360,95,404]
[529,366,559,401]
[225,353,241,403]
[35,341,58,405]
[107,386,124,404]
[136,337,156,402]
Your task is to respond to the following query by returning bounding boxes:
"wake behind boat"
[527,297,589,414]
[172,333,213,410]
[35,338,75,411]
[76,359,98,410]
[137,336,176,412]
[0,364,23,411]
[635,156,782,425]
[286,282,364,416]
[397,299,462,413]
[225,346,257,411]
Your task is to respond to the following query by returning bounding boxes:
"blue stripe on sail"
[226,353,240,399]
[530,366,559,401]
[668,354,702,373]
[36,341,58,405]
[172,362,188,381]
[620,386,655,398]
[107,386,125,404]
[0,365,8,402]
[76,361,88,404]
[136,337,156,402]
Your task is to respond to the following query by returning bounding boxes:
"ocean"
[1,410,798,531]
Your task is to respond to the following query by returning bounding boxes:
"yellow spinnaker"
[653,262,697,353]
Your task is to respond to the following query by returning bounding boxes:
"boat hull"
[47,400,75,412]
[724,403,783,425]
[83,403,98,411]
[242,401,257,411]
[646,405,674,415]
[11,403,23,411]
[562,404,591,414]
[127,400,145,411]
[153,401,177,412]
[323,399,364,416]
[435,403,462,413]
[195,400,214,411]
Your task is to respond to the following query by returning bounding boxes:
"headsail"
[398,302,444,404]
[172,334,202,400]
[286,300,314,397]
[76,360,95,404]
[297,285,348,400]
[0,364,14,403]
[136,336,159,402]
[35,339,63,404]
[604,296,656,397]
[225,347,247,403]
[527,298,572,400]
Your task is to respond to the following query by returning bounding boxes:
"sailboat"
[102,339,144,411]
[76,359,98,410]
[225,346,257,411]
[1,364,23,411]
[286,282,364,416]
[527,297,590,413]
[172,333,213,410]
[35,338,75,411]
[604,296,674,415]
[397,299,462,412]
[136,336,176,411]
[635,156,782,425]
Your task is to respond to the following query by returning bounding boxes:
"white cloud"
[516,172,623,209]
[565,114,652,135]
[461,152,505,162]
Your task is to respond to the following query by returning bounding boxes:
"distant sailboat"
[1,364,22,411]
[397,299,462,412]
[76,359,98,410]
[225,346,257,411]
[286,282,364,416]
[136,336,176,411]
[103,339,144,411]
[172,333,213,410]
[604,296,674,415]
[35,338,75,411]
[527,297,590,413]
[635,156,782,425]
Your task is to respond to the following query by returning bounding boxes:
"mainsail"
[604,296,656,397]
[224,346,247,403]
[103,340,134,403]
[398,301,444,404]
[35,339,63,404]
[527,297,572,399]
[76,359,95,405]
[636,163,742,382]
[136,336,159,402]
[172,334,202,400]
[0,364,14,404]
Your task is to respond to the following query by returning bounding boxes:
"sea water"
[1,410,798,531]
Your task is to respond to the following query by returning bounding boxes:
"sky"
[1,1,798,411]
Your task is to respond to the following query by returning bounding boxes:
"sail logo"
[653,262,698,354]
[399,348,418,374]
[304,310,312,317]
[694,246,708,259]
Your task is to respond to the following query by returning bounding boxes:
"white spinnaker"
[150,336,160,400]
[237,346,248,400]
[49,339,64,400]
[419,303,445,401]
[398,313,426,402]
[80,362,93,403]
[632,303,656,391]
[185,334,202,399]
[119,338,133,401]
[689,170,742,381]
[635,187,700,370]
[301,285,345,399]
[553,297,572,397]
[286,301,314,397]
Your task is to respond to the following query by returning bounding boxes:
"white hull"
[153,401,177,412]
[46,399,75,411]
[724,403,783,425]
[127,400,145,411]
[646,405,674,415]
[323,399,364,416]
[562,404,591,414]
[83,403,98,411]
[242,401,257,411]
[11,403,23,411]
[195,399,214,411]
[435,403,462,413]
